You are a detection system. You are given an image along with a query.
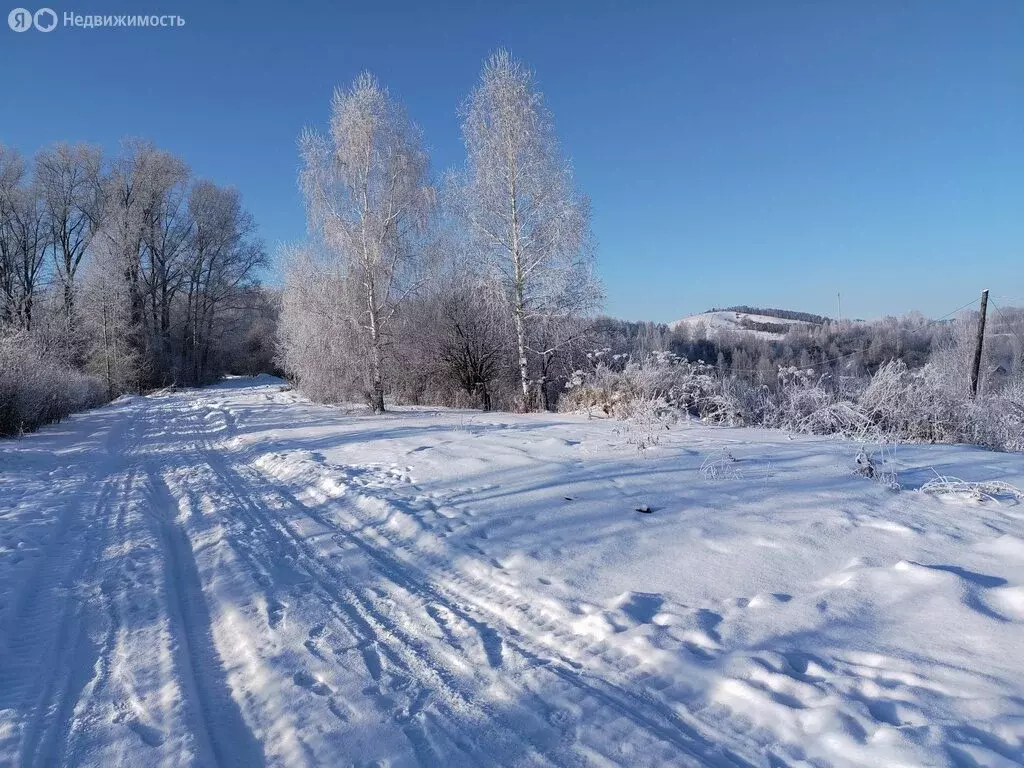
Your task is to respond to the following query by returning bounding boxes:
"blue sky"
[2,0,1021,322]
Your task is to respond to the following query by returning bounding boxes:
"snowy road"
[1,378,1022,766]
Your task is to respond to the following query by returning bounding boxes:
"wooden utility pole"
[969,289,989,399]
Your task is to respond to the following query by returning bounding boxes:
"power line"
[987,298,1024,349]
[930,297,980,324]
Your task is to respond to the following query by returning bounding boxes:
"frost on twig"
[853,444,901,490]
[700,450,742,481]
[920,474,1023,504]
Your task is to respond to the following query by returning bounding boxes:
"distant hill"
[706,306,831,325]
[670,306,829,339]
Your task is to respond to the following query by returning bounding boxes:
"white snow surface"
[669,311,816,339]
[1,377,1022,767]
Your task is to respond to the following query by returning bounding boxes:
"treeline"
[565,308,1024,451]
[7,49,1017,452]
[278,52,600,413]
[0,139,273,435]
[274,39,1020,434]
[672,314,940,381]
[587,309,1021,393]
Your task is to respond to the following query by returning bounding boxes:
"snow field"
[1,377,1022,766]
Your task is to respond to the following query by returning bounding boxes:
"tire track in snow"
[175,398,517,765]
[60,406,162,765]
[335,492,760,766]
[185,407,546,767]
[194,401,753,766]
[0,411,139,767]
[140,401,266,768]
[254,465,755,768]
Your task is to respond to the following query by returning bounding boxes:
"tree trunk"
[510,216,530,408]
[513,297,530,409]
[539,350,556,412]
[367,280,386,414]
[370,350,385,414]
[63,280,74,333]
[102,303,113,400]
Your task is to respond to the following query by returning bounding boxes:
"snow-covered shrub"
[858,361,951,442]
[855,361,1024,451]
[854,443,901,490]
[562,348,1024,453]
[0,331,106,436]
[961,390,1024,453]
[799,402,874,437]
[764,367,844,433]
[561,351,675,420]
[562,351,751,425]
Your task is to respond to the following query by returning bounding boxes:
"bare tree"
[183,181,265,383]
[458,50,601,410]
[84,140,266,391]
[1,137,272,430]
[435,280,509,411]
[35,142,104,351]
[298,73,434,412]
[0,150,49,332]
[532,314,591,411]
[0,145,26,327]
[78,245,141,399]
[138,151,192,383]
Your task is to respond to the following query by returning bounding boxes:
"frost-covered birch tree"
[92,138,156,386]
[459,50,600,410]
[297,73,433,412]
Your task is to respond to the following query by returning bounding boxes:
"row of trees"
[0,139,271,434]
[6,51,1016,451]
[279,51,601,413]
[277,50,1017,422]
[564,309,1024,452]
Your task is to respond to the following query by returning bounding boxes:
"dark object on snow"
[563,496,574,501]
[856,451,875,479]
[635,505,652,513]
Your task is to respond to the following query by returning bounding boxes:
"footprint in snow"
[113,705,166,747]
[548,709,573,729]
[267,599,287,629]
[614,591,665,624]
[293,670,331,696]
[127,719,166,747]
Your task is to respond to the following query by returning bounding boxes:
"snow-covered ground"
[1,377,1022,767]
